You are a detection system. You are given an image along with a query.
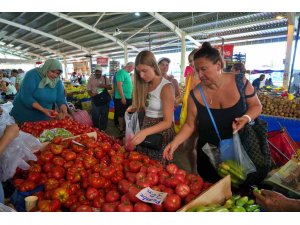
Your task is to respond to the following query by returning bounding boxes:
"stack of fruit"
[12,134,212,212]
[258,94,300,118]
[186,194,261,212]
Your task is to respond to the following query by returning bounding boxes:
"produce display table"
[259,115,300,142]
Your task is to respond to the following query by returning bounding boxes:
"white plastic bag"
[202,143,221,169]
[232,132,256,176]
[0,108,41,182]
[125,112,140,151]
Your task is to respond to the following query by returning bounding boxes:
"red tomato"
[92,196,105,209]
[128,186,140,203]
[40,151,54,163]
[147,166,159,174]
[52,136,63,144]
[51,166,65,180]
[163,194,182,212]
[117,202,133,212]
[129,160,142,173]
[111,171,124,184]
[86,187,99,201]
[111,153,124,164]
[43,162,54,173]
[62,151,77,161]
[50,144,64,155]
[105,190,120,203]
[83,155,98,169]
[152,203,164,212]
[166,163,179,175]
[27,172,41,184]
[52,187,70,203]
[44,178,59,191]
[175,183,190,198]
[89,175,106,189]
[146,173,159,186]
[128,152,143,161]
[102,142,111,152]
[100,166,114,179]
[165,177,179,188]
[101,202,118,212]
[76,205,93,212]
[19,180,36,192]
[29,164,42,173]
[185,193,196,204]
[38,199,61,212]
[133,202,152,212]
[118,179,132,194]
[52,156,66,167]
[63,195,77,208]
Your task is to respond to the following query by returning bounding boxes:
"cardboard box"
[177,175,232,212]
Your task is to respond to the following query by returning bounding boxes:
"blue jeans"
[91,102,109,131]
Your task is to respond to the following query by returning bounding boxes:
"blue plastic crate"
[10,185,44,212]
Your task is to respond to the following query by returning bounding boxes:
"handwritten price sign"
[136,187,168,205]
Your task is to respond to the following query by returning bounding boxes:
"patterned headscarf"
[36,59,62,88]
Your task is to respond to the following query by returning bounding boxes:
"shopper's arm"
[163,93,197,161]
[117,82,126,104]
[0,124,19,155]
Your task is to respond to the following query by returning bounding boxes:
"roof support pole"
[124,43,128,65]
[181,31,186,85]
[283,12,295,88]
[63,56,68,79]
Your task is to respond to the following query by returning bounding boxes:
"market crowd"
[0,42,299,212]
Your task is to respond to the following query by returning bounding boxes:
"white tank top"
[145,77,171,118]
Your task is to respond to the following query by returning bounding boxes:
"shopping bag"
[232,132,256,176]
[267,129,297,167]
[71,110,93,127]
[125,112,140,151]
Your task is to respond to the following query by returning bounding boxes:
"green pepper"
[224,199,234,209]
[253,208,261,212]
[186,207,197,212]
[236,196,249,207]
[245,204,260,212]
[231,206,246,212]
[194,206,211,212]
[253,187,262,195]
[211,207,229,212]
[246,199,255,205]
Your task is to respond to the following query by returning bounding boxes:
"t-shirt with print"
[115,69,133,99]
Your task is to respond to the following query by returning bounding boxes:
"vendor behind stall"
[10,59,69,123]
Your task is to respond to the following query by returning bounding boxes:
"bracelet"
[242,114,252,123]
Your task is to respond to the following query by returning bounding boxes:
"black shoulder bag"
[236,74,272,186]
[92,77,111,106]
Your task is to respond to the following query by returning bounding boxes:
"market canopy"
[0,12,298,62]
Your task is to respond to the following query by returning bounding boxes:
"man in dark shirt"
[252,74,265,91]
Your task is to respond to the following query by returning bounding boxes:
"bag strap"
[197,84,222,141]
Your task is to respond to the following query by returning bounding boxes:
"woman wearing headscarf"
[10,59,68,123]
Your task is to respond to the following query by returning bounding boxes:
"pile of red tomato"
[13,134,212,212]
[20,118,100,137]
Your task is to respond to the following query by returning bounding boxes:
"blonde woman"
[129,50,175,164]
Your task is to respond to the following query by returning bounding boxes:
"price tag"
[136,187,168,205]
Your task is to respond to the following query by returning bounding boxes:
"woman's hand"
[130,130,147,146]
[254,189,295,212]
[42,108,57,119]
[232,116,248,132]
[163,141,179,161]
[126,105,137,113]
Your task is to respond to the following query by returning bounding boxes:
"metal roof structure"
[0,12,299,62]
